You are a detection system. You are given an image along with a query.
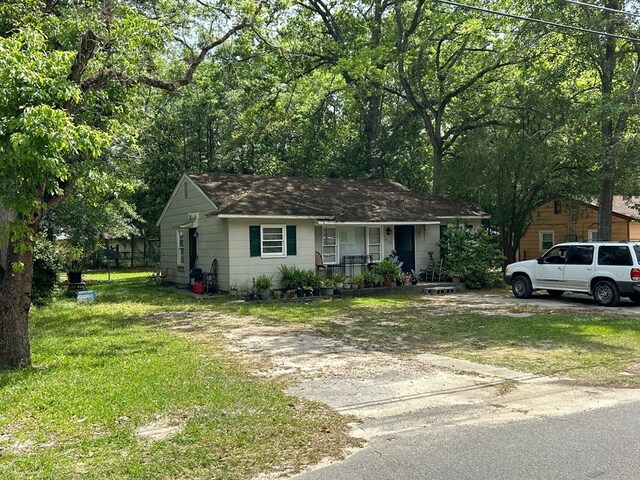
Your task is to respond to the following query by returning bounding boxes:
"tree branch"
[81,11,256,93]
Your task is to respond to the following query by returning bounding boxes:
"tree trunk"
[432,142,444,195]
[596,0,619,241]
[362,92,383,177]
[597,176,614,241]
[0,226,33,369]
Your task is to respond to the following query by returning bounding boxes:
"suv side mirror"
[537,257,544,264]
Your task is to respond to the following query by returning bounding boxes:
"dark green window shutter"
[249,226,261,257]
[286,225,297,256]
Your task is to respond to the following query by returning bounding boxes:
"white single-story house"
[156,172,487,291]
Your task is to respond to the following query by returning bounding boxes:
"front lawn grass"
[0,272,354,479]
[227,297,640,387]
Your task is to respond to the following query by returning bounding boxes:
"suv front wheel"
[593,280,620,307]
[512,275,532,299]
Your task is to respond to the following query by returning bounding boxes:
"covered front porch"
[314,222,442,279]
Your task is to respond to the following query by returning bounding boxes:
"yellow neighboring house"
[518,197,640,261]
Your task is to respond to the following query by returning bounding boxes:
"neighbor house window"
[249,225,296,258]
[588,229,598,242]
[322,227,337,264]
[367,227,382,262]
[261,225,286,257]
[177,230,185,266]
[539,230,554,252]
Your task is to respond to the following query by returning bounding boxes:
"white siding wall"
[194,217,228,288]
[383,227,394,257]
[227,219,316,292]
[158,178,216,285]
[415,225,441,272]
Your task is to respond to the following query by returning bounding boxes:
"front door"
[188,228,198,270]
[394,226,415,273]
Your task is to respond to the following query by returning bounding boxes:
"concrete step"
[424,286,455,295]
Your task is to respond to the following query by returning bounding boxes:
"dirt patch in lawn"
[150,292,640,474]
[219,292,640,441]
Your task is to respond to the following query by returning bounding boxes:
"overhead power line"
[431,0,640,43]
[562,0,640,20]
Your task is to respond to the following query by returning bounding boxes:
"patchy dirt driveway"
[224,291,640,446]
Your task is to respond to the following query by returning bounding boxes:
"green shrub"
[372,259,401,280]
[301,269,321,288]
[255,274,273,290]
[278,265,299,289]
[362,270,383,287]
[438,223,505,289]
[32,236,60,305]
[331,272,345,283]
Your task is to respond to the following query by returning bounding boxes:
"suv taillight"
[631,268,640,281]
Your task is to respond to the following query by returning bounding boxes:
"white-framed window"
[539,230,555,252]
[588,228,598,242]
[322,227,337,264]
[261,225,286,257]
[177,230,185,266]
[367,227,382,262]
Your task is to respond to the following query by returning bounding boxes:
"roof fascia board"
[156,174,217,226]
[316,221,440,225]
[437,215,490,220]
[217,214,334,220]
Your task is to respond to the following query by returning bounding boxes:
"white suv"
[504,242,640,307]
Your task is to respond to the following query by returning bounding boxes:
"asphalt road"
[294,400,640,480]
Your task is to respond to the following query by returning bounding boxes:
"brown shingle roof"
[588,196,640,220]
[188,173,485,222]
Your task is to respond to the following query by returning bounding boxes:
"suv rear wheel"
[512,275,532,299]
[593,280,620,307]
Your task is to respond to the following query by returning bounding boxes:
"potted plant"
[372,259,400,287]
[351,273,365,289]
[362,270,382,288]
[332,272,346,290]
[255,274,273,300]
[60,244,84,284]
[319,279,335,295]
[293,268,318,297]
[278,264,299,290]
[306,270,322,296]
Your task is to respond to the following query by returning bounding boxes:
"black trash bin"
[189,268,203,284]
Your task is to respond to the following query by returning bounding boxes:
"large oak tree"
[0,0,255,368]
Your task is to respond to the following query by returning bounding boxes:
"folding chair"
[204,259,218,294]
[315,251,328,279]
[146,267,168,286]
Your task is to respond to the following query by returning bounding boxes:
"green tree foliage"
[31,236,61,305]
[0,0,255,368]
[439,224,505,290]
[539,0,640,239]
[443,49,581,263]
[391,0,524,194]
